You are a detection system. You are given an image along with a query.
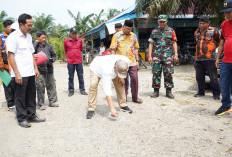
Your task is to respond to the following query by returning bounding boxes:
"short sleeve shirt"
[221,19,232,63]
[110,31,139,66]
[6,30,35,77]
[89,55,130,96]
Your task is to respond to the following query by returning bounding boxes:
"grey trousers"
[36,72,58,106]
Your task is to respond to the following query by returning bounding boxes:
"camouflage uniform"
[149,26,177,89]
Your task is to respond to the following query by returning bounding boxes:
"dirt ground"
[0,63,232,157]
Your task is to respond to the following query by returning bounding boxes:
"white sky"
[2,0,135,27]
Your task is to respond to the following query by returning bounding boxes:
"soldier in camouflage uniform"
[148,15,179,99]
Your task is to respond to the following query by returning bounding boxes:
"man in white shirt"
[7,14,45,128]
[86,54,133,119]
[98,42,106,56]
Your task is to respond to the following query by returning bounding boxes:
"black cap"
[70,27,77,33]
[124,20,133,27]
[220,0,232,13]
[199,16,210,23]
[115,23,122,28]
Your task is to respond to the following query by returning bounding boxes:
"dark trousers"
[219,62,232,108]
[3,69,15,108]
[194,60,220,96]
[125,65,138,101]
[14,76,36,122]
[68,63,85,93]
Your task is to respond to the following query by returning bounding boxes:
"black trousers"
[3,69,15,108]
[194,60,220,96]
[14,76,36,122]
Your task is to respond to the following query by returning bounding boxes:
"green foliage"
[50,24,69,39]
[105,8,120,20]
[136,0,224,25]
[32,13,55,35]
[48,37,66,61]
[89,9,105,28]
[67,10,94,35]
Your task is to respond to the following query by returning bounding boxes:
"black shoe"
[213,95,220,100]
[215,106,232,116]
[86,111,95,119]
[81,91,88,95]
[120,106,133,113]
[68,92,74,97]
[166,88,174,99]
[19,120,31,128]
[194,93,205,97]
[28,116,46,123]
[151,89,159,98]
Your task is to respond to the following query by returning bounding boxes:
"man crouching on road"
[86,54,133,119]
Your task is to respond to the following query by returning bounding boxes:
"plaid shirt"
[64,37,83,64]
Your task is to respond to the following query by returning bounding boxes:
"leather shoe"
[194,93,205,97]
[19,120,31,128]
[28,116,46,123]
[86,111,95,119]
[132,98,143,104]
[213,95,220,100]
[68,92,74,97]
[81,91,88,95]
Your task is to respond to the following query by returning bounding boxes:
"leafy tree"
[89,9,105,28]
[32,13,55,35]
[50,24,69,38]
[105,8,120,19]
[136,0,224,25]
[68,10,94,34]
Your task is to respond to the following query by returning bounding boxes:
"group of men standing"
[1,0,232,126]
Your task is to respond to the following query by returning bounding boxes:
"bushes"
[48,37,66,61]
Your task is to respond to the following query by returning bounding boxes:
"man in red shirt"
[64,27,88,96]
[215,0,232,116]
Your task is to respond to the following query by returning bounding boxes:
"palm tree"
[32,13,55,35]
[136,0,224,24]
[89,9,105,28]
[105,8,120,20]
[50,24,69,39]
[67,10,94,34]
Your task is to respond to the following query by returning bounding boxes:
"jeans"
[68,63,85,93]
[219,62,232,108]
[194,60,220,96]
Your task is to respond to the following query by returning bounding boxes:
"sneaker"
[8,106,15,111]
[39,105,46,110]
[49,102,59,107]
[81,91,88,95]
[120,106,133,114]
[86,111,95,119]
[215,106,232,116]
[68,92,74,97]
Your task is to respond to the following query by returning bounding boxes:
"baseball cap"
[158,15,167,21]
[220,0,232,13]
[115,60,129,78]
[70,27,77,33]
